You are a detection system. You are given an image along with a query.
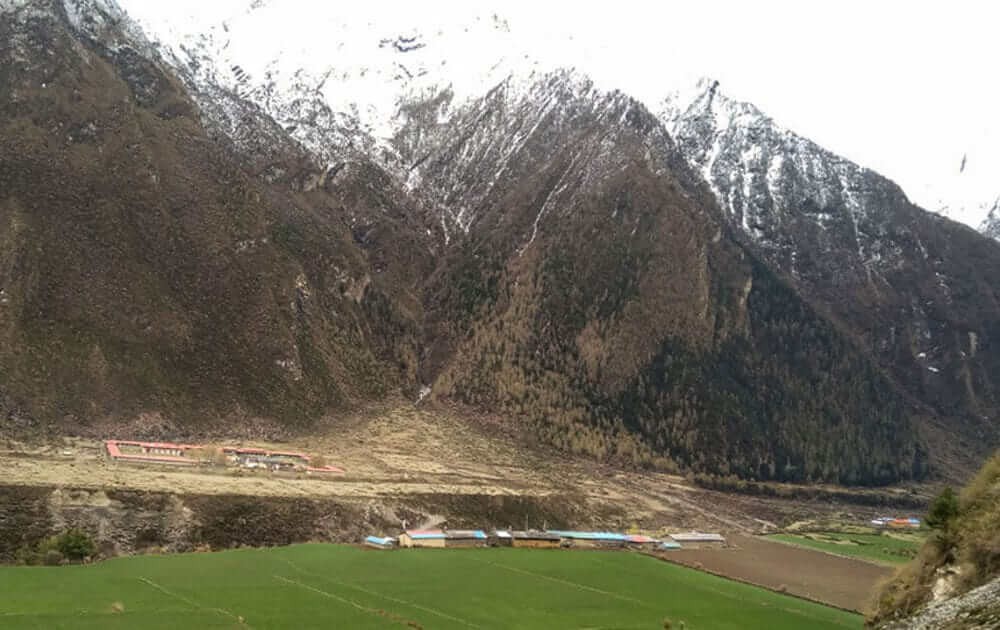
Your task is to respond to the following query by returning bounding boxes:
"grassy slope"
[768,533,921,566]
[0,545,860,629]
[871,451,1000,625]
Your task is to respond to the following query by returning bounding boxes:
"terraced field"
[0,544,861,629]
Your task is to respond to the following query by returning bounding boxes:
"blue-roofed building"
[444,530,488,548]
[548,530,628,548]
[364,536,396,549]
[398,529,447,548]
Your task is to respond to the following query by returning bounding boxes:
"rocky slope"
[0,0,429,436]
[661,80,1000,471]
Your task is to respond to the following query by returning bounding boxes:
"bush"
[18,530,97,564]
[43,549,64,566]
[926,487,960,530]
[57,529,96,561]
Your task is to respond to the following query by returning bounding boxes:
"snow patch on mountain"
[980,198,1000,241]
[120,0,565,167]
[660,78,916,279]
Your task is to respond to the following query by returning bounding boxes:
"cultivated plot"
[0,545,862,629]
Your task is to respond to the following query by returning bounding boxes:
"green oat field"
[0,545,861,629]
[768,531,922,565]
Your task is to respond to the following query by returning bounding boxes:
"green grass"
[0,545,861,629]
[768,531,923,565]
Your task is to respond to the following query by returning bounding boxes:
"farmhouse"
[548,531,628,548]
[492,530,513,547]
[398,530,446,548]
[510,530,561,548]
[105,440,199,466]
[669,532,726,546]
[221,447,344,474]
[444,530,488,548]
[624,534,660,550]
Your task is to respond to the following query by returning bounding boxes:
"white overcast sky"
[121,0,999,227]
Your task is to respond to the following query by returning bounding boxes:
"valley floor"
[0,403,927,533]
[0,544,862,629]
[1,403,930,616]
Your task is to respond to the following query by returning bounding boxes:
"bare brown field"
[659,533,893,612]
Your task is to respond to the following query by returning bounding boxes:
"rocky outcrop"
[0,484,594,561]
[879,578,1000,630]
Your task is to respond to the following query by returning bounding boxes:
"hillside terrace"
[105,440,344,474]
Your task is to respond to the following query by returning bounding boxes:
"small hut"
[492,530,513,547]
[624,534,659,550]
[364,536,395,549]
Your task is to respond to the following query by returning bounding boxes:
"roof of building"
[547,530,628,541]
[494,530,512,538]
[668,532,726,542]
[659,541,682,549]
[511,530,561,541]
[625,534,658,544]
[445,530,487,540]
[403,529,447,540]
[365,536,395,546]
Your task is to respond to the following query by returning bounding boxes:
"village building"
[548,531,628,549]
[398,530,447,548]
[668,532,726,546]
[624,534,660,550]
[510,531,561,549]
[105,440,199,466]
[492,530,513,547]
[444,530,488,548]
[364,536,396,549]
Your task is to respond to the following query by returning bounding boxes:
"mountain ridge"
[1,0,996,484]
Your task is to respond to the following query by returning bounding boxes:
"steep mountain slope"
[0,0,427,435]
[661,80,1000,470]
[398,72,926,484]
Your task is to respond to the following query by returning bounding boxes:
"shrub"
[926,487,959,530]
[55,529,96,561]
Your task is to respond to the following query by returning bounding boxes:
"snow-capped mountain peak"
[123,1,561,165]
[659,78,901,260]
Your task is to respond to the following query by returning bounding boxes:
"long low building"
[398,529,488,548]
[398,530,446,548]
[668,532,726,544]
[547,531,629,548]
[444,530,488,547]
[510,531,562,548]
